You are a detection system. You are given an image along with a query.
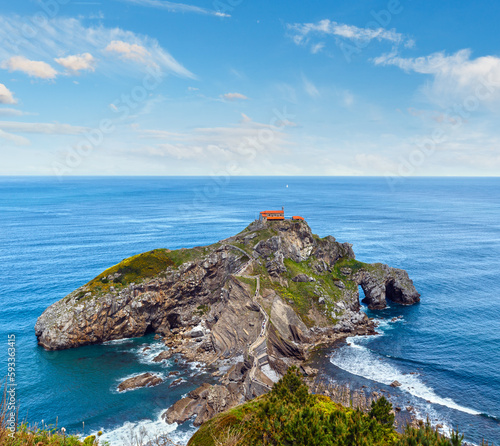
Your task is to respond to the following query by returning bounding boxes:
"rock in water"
[390,380,402,388]
[117,373,163,392]
[35,218,420,426]
[356,264,420,310]
[35,219,419,351]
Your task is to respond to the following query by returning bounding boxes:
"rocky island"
[35,218,419,426]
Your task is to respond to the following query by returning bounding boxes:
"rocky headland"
[35,219,419,426]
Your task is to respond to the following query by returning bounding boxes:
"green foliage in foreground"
[0,423,101,446]
[188,367,472,446]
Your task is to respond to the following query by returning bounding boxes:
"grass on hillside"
[255,253,371,327]
[70,244,221,301]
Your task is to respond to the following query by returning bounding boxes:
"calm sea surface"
[0,177,498,444]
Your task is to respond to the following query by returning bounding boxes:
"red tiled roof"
[260,210,284,214]
[292,216,304,220]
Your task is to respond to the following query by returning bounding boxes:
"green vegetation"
[229,242,253,256]
[333,258,371,278]
[194,304,210,317]
[0,423,102,446]
[73,244,221,300]
[244,226,278,246]
[188,367,477,446]
[75,249,176,299]
[166,245,216,267]
[254,256,370,327]
[236,276,257,296]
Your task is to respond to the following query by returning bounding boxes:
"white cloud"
[0,121,88,135]
[221,92,249,101]
[374,49,500,107]
[0,15,194,79]
[287,19,413,53]
[240,113,252,123]
[355,153,399,173]
[1,56,58,79]
[302,76,320,98]
[0,129,30,146]
[133,115,290,163]
[105,41,150,63]
[118,0,230,17]
[342,90,354,107]
[0,83,17,104]
[55,53,96,73]
[0,108,33,117]
[311,42,325,54]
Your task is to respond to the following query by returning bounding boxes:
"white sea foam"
[330,336,481,416]
[93,412,194,446]
[103,338,134,346]
[135,342,171,366]
[188,361,204,371]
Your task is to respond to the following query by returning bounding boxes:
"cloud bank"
[0,15,194,79]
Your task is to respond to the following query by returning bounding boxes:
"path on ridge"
[233,259,272,391]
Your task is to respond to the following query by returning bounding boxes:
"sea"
[0,176,499,445]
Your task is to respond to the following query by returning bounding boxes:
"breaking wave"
[330,334,481,417]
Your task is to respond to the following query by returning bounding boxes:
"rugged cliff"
[35,219,419,425]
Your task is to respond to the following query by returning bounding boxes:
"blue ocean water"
[0,176,499,444]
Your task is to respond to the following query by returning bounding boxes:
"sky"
[1,0,500,177]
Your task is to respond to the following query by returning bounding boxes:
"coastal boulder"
[117,373,163,392]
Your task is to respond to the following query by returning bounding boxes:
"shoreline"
[307,338,421,434]
[305,330,491,446]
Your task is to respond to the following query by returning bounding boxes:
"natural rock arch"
[356,265,420,310]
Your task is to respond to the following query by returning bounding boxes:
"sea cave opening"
[166,313,182,329]
[385,279,403,304]
[358,285,368,307]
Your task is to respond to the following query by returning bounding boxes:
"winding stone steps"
[232,270,272,391]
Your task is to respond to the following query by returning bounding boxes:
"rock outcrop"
[355,264,421,310]
[35,218,420,426]
[117,373,163,392]
[163,382,243,427]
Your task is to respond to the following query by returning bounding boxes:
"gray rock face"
[35,218,420,428]
[34,245,245,350]
[355,264,421,310]
[162,382,241,427]
[188,329,204,338]
[292,274,315,283]
[35,219,420,352]
[117,373,163,392]
[35,218,419,364]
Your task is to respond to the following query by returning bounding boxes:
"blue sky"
[1,0,500,176]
